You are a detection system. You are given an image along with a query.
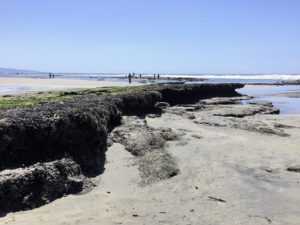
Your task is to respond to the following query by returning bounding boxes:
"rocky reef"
[275,79,300,85]
[164,96,287,137]
[108,116,180,185]
[0,83,243,213]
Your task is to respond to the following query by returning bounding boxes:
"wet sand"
[0,77,142,94]
[1,102,300,225]
[275,92,300,98]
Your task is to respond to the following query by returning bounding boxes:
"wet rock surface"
[157,83,244,105]
[199,96,279,118]
[199,96,252,105]
[166,96,291,137]
[249,100,273,107]
[211,104,280,118]
[194,117,290,137]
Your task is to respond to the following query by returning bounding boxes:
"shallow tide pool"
[238,85,300,114]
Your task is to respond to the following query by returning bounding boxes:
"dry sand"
[1,104,300,225]
[0,77,141,89]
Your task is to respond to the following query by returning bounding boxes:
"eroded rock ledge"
[0,83,243,213]
[108,116,180,185]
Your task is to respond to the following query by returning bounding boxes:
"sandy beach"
[2,0,300,223]
[1,88,300,225]
[0,77,141,94]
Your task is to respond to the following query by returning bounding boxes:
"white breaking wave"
[1,73,300,80]
[160,74,300,80]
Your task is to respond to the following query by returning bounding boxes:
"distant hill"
[0,67,40,74]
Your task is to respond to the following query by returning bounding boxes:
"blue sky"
[0,0,299,73]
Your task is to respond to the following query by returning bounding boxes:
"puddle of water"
[238,85,300,114]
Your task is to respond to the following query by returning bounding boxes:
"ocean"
[1,73,300,83]
[1,73,300,114]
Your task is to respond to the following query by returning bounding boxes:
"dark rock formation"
[162,96,287,137]
[199,96,252,105]
[108,116,179,156]
[249,100,273,107]
[155,102,170,110]
[287,165,300,172]
[212,105,280,118]
[275,80,300,85]
[157,83,244,105]
[108,116,180,185]
[119,91,162,115]
[0,159,87,211]
[0,83,243,212]
[0,96,122,176]
[198,96,279,118]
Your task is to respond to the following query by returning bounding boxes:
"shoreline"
[0,77,142,95]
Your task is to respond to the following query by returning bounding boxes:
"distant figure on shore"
[49,73,52,78]
[128,73,132,84]
[157,74,160,80]
[139,74,142,78]
[153,74,156,80]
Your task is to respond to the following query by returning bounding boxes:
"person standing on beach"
[153,74,156,80]
[157,74,160,80]
[128,73,132,84]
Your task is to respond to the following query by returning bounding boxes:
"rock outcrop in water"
[163,96,286,137]
[0,83,243,213]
